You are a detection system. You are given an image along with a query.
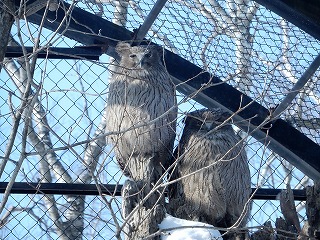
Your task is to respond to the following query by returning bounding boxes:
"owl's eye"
[145,52,152,58]
[129,54,136,58]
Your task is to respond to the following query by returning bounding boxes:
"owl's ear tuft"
[116,42,131,55]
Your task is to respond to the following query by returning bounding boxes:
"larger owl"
[106,42,177,181]
[106,42,177,239]
[168,108,251,237]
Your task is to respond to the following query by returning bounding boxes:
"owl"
[106,41,177,183]
[168,108,251,235]
[106,42,177,239]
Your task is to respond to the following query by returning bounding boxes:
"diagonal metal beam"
[253,0,320,41]
[14,0,320,180]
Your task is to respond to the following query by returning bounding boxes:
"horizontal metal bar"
[0,182,307,200]
[5,46,102,60]
[0,182,122,196]
[15,1,320,180]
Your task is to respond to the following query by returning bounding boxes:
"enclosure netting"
[0,0,319,239]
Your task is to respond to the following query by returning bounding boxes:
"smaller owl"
[168,108,251,234]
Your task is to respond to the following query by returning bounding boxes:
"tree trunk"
[304,182,320,238]
[0,0,15,72]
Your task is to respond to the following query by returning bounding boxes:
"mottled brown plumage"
[106,42,177,181]
[168,108,251,233]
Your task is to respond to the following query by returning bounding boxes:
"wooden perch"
[279,184,301,232]
[302,182,320,239]
[121,179,165,240]
[249,183,320,240]
[251,221,274,240]
[275,217,298,240]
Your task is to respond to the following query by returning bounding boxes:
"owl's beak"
[140,56,148,68]
[205,121,214,130]
[136,53,145,68]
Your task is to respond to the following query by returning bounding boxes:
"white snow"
[159,214,223,240]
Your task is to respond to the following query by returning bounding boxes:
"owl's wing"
[166,143,184,216]
[162,104,178,171]
[167,126,191,202]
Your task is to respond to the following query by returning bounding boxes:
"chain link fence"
[0,0,319,239]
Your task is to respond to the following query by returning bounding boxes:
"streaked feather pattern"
[106,42,177,181]
[168,108,251,230]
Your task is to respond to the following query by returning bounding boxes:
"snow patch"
[159,214,223,240]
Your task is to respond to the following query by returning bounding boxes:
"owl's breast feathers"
[106,66,176,159]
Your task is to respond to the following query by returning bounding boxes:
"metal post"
[133,0,168,44]
[272,53,320,118]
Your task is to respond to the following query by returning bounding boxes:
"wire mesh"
[0,0,319,239]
